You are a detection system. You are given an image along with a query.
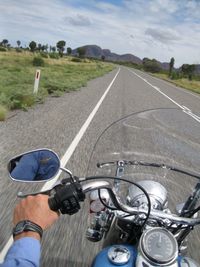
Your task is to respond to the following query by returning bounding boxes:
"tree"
[142,58,161,73]
[51,46,56,52]
[17,40,21,47]
[2,39,9,47]
[101,55,105,61]
[38,43,42,52]
[37,44,42,52]
[40,44,48,52]
[56,40,66,57]
[169,57,175,77]
[142,57,149,65]
[67,47,72,55]
[77,47,86,58]
[181,64,195,80]
[44,44,48,52]
[29,41,37,52]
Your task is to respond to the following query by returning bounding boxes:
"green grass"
[0,105,7,121]
[0,51,115,120]
[152,73,200,94]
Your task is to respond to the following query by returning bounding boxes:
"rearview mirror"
[8,149,60,182]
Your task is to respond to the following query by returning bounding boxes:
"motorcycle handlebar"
[82,180,200,227]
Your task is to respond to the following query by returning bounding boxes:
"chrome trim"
[82,181,200,226]
[82,181,112,193]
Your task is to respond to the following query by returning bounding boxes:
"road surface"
[0,67,200,266]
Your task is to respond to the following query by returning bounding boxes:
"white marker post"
[33,69,41,94]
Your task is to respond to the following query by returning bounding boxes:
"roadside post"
[33,69,41,94]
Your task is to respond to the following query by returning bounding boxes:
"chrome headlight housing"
[127,180,168,210]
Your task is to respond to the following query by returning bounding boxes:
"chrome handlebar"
[82,181,200,227]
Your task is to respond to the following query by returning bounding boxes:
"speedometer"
[140,228,178,265]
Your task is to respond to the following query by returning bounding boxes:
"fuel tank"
[92,245,137,267]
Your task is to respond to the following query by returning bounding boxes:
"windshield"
[87,108,200,213]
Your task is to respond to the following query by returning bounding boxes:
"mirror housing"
[8,149,60,182]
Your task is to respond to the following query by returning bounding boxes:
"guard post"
[33,69,41,94]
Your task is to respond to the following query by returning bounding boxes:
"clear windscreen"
[86,109,200,213]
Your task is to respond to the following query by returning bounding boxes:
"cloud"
[145,28,181,44]
[0,0,200,66]
[149,0,179,14]
[65,14,92,27]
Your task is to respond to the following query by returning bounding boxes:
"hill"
[72,45,171,70]
[72,45,200,74]
[72,45,142,64]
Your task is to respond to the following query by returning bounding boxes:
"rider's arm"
[1,237,40,267]
[0,195,59,267]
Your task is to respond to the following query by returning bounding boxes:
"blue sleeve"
[11,154,38,181]
[0,238,41,267]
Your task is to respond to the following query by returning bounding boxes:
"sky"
[1,0,200,67]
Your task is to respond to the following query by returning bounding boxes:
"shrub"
[10,93,35,109]
[143,59,161,73]
[40,52,49,58]
[45,84,63,94]
[0,47,7,52]
[49,53,59,59]
[0,105,7,121]
[71,57,82,63]
[15,48,22,53]
[171,71,180,80]
[33,57,45,67]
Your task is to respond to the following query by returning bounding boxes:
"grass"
[0,51,115,120]
[0,105,7,121]
[152,73,200,94]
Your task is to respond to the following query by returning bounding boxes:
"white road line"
[152,74,200,100]
[182,106,191,112]
[128,69,200,123]
[134,67,200,98]
[0,68,121,263]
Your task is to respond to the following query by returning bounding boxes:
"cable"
[83,176,151,230]
[98,189,117,211]
[181,205,200,217]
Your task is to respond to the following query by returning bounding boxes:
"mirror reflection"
[8,149,60,182]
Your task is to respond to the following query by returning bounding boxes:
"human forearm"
[0,237,41,267]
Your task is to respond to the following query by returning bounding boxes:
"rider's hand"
[13,194,59,241]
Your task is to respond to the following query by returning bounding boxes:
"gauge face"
[141,228,178,264]
[90,200,105,212]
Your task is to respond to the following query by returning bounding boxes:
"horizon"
[1,0,200,68]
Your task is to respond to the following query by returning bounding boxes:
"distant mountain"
[158,62,170,71]
[72,45,142,65]
[72,45,200,73]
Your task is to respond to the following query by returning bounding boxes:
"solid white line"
[42,67,120,191]
[183,110,200,123]
[150,73,200,100]
[129,69,183,109]
[128,69,200,123]
[135,68,200,100]
[182,106,191,112]
[0,68,120,263]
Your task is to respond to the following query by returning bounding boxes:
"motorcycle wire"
[83,176,151,230]
[98,189,118,211]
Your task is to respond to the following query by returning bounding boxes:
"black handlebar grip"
[48,197,59,212]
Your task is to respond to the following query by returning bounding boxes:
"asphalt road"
[0,67,200,266]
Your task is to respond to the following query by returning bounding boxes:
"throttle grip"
[48,183,85,215]
[48,197,59,212]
